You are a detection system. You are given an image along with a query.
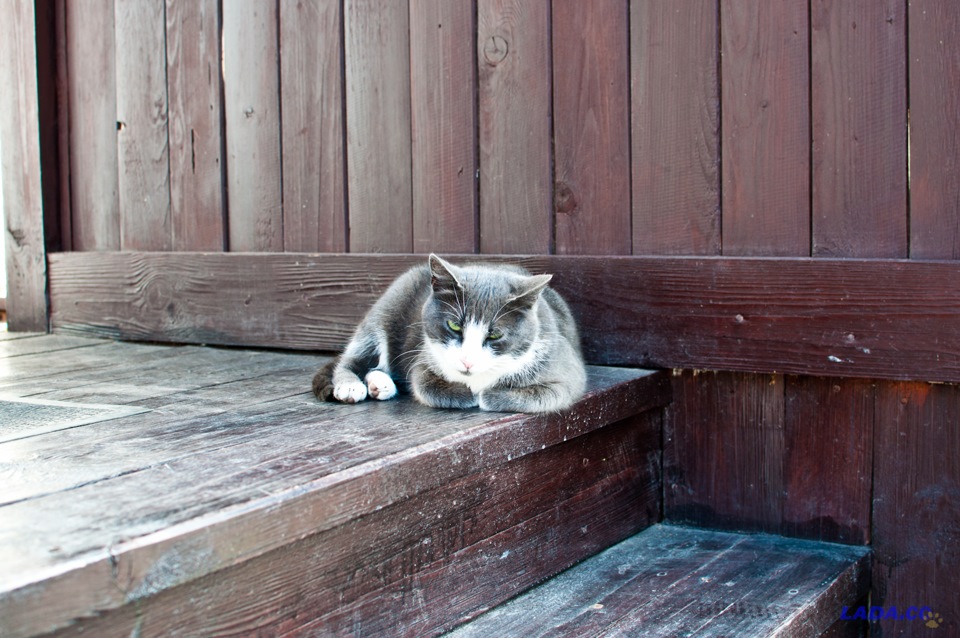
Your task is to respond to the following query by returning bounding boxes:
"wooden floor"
[0,332,668,637]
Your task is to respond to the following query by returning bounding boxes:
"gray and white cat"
[312,254,587,413]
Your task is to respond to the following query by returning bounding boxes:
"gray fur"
[312,254,587,413]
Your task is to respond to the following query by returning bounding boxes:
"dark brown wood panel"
[811,0,907,258]
[410,0,478,254]
[344,0,413,253]
[47,252,960,384]
[280,0,346,253]
[552,0,630,255]
[630,0,721,256]
[477,0,552,254]
[908,0,960,259]
[720,0,809,256]
[165,0,226,251]
[665,371,785,534]
[115,0,172,251]
[0,0,49,331]
[63,0,120,250]
[782,377,873,544]
[222,0,283,251]
[872,381,960,636]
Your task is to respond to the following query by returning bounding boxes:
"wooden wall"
[3,1,960,635]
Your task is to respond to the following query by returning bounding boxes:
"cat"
[312,254,587,413]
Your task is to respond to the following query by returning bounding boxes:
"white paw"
[334,380,368,404]
[365,370,397,400]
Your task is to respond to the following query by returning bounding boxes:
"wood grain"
[552,0,630,255]
[811,0,907,258]
[280,0,346,253]
[872,381,960,636]
[0,0,49,330]
[477,0,552,254]
[410,0,478,254]
[344,0,413,252]
[720,0,809,256]
[47,251,960,383]
[908,0,960,259]
[115,0,172,251]
[222,0,283,251]
[631,0,721,256]
[63,0,120,250]
[165,0,226,251]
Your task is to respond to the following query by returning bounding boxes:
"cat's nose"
[460,358,474,370]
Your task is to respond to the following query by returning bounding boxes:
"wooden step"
[446,524,871,638]
[0,335,670,637]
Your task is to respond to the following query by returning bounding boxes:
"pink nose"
[460,359,474,370]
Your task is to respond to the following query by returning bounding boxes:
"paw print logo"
[923,610,943,629]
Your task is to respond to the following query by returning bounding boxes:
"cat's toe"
[334,381,368,403]
[365,370,397,400]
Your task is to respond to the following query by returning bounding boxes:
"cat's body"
[312,255,587,413]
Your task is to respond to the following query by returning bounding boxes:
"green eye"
[447,319,462,332]
[487,329,503,341]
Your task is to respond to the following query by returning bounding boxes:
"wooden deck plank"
[0,334,107,359]
[448,524,870,637]
[0,336,669,638]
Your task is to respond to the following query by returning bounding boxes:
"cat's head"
[422,254,551,391]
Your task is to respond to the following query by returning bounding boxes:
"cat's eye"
[447,319,462,333]
[487,329,503,341]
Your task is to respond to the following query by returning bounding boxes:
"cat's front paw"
[333,380,368,404]
[365,370,397,400]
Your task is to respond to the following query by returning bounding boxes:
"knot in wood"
[554,182,578,214]
[483,35,509,65]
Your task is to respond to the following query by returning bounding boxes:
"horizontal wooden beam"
[48,251,960,383]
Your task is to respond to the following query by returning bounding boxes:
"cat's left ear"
[429,254,463,293]
[508,274,552,308]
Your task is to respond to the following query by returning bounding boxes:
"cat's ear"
[428,254,463,293]
[508,274,552,308]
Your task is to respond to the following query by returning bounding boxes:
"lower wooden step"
[0,335,670,637]
[446,524,871,638]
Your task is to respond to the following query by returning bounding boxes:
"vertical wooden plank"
[873,381,960,635]
[631,0,721,256]
[720,0,809,256]
[551,0,630,255]
[410,0,478,254]
[222,0,283,252]
[909,0,960,259]
[811,0,907,258]
[281,0,346,253]
[0,0,48,330]
[477,0,552,254]
[115,0,172,251]
[344,0,412,253]
[782,377,873,545]
[664,371,785,533]
[34,0,63,253]
[54,0,72,252]
[166,0,226,251]
[65,1,120,250]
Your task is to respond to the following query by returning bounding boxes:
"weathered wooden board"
[0,335,668,637]
[410,0,477,254]
[344,0,413,252]
[280,0,346,253]
[630,0,720,256]
[720,0,809,256]
[908,0,960,259]
[0,0,49,331]
[811,0,907,258]
[477,0,552,253]
[115,0,172,251]
[165,0,226,251]
[222,0,283,251]
[552,0,630,255]
[448,524,870,638]
[47,252,960,383]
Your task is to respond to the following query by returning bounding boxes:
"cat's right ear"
[429,254,462,293]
